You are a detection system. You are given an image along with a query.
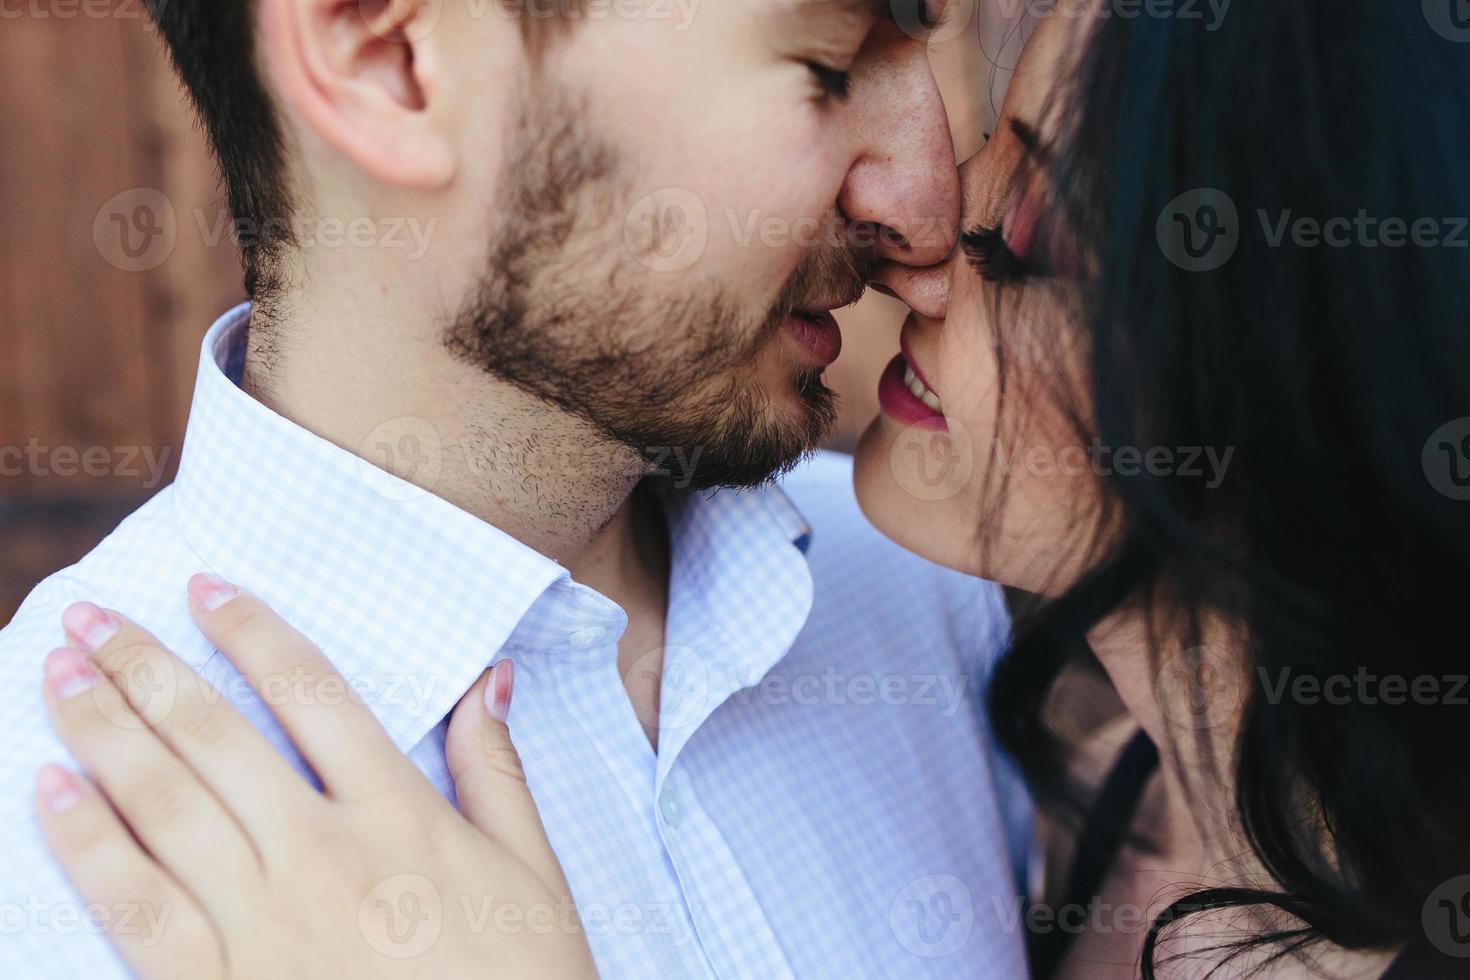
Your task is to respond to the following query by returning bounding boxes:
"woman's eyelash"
[807,62,852,101]
[961,224,1031,284]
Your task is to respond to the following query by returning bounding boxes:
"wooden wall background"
[0,5,244,623]
[0,2,1005,625]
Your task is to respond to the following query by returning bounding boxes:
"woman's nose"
[868,259,951,321]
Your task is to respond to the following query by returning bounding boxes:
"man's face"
[448,1,960,489]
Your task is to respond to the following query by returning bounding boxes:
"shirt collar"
[652,482,816,788]
[172,304,814,752]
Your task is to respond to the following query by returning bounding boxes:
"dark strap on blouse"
[1029,730,1159,979]
[1028,729,1454,979]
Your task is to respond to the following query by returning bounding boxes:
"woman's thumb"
[444,661,564,882]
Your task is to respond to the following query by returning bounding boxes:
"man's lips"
[782,308,843,366]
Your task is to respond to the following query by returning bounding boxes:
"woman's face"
[853,15,1104,595]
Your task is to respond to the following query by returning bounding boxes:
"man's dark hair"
[146,0,294,303]
[143,0,579,306]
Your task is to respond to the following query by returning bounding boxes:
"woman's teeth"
[902,362,943,413]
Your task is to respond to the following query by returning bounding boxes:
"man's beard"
[444,82,873,491]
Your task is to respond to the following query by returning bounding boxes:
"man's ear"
[258,0,457,189]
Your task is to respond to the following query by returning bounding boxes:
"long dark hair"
[985,2,1470,974]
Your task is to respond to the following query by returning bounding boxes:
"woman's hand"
[34,574,597,980]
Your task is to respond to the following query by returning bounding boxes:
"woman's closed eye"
[962,224,1031,284]
[962,174,1074,285]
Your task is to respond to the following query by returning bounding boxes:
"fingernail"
[61,602,118,652]
[188,573,238,612]
[485,660,515,723]
[44,648,97,700]
[38,765,83,813]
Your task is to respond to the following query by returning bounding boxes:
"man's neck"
[238,304,661,576]
[241,299,676,746]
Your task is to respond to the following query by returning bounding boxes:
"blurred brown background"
[0,2,1007,625]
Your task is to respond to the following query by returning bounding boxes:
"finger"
[445,662,567,890]
[36,765,224,980]
[61,601,317,849]
[184,574,421,800]
[42,647,257,911]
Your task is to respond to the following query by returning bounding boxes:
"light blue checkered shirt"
[0,304,1031,979]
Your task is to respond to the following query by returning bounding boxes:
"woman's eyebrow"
[1010,118,1049,163]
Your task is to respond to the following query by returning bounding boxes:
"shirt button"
[567,626,607,647]
[659,792,683,830]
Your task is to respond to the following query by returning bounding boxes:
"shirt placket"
[511,585,728,978]
[655,761,798,980]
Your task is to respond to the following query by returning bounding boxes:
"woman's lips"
[899,319,940,395]
[879,313,947,430]
[878,354,948,431]
[782,310,843,366]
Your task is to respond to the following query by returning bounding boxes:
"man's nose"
[838,52,961,268]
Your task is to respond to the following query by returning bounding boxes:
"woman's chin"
[852,415,987,578]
